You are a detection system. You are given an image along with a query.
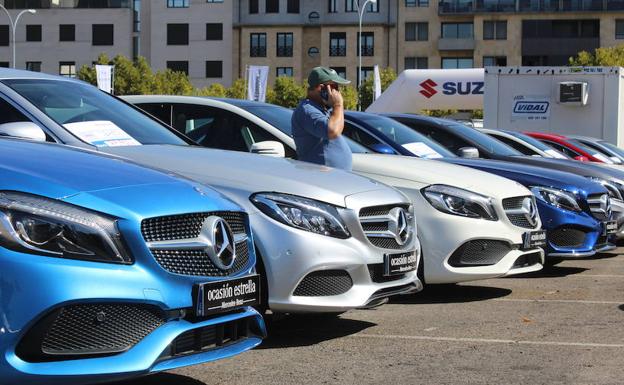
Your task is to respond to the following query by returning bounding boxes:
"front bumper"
[0,249,265,385]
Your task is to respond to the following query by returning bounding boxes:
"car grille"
[368,263,406,283]
[17,303,165,362]
[142,211,251,277]
[359,204,412,250]
[512,252,542,268]
[587,193,611,221]
[502,196,538,229]
[293,270,353,296]
[448,240,511,267]
[549,227,586,248]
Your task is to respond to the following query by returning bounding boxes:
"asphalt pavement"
[113,249,624,385]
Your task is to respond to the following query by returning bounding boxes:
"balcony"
[359,46,374,56]
[277,46,293,57]
[438,0,621,13]
[330,46,347,56]
[522,37,599,56]
[250,47,267,57]
[438,38,475,50]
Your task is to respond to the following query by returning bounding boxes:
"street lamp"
[357,0,376,110]
[0,6,36,68]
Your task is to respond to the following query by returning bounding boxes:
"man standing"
[292,67,352,171]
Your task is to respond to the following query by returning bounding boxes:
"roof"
[0,68,83,83]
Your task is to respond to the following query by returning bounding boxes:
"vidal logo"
[513,101,550,114]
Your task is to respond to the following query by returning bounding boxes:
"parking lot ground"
[114,250,624,385]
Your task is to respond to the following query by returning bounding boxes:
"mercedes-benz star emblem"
[388,207,410,246]
[600,194,612,218]
[522,197,539,227]
[202,216,236,270]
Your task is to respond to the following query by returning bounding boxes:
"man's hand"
[327,87,344,139]
[327,87,343,108]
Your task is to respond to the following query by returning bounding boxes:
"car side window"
[136,103,173,126]
[230,115,297,158]
[541,140,580,158]
[492,134,537,155]
[0,96,54,142]
[410,124,470,155]
[342,121,385,149]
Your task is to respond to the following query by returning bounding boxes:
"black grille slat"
[448,240,511,267]
[512,252,541,268]
[41,304,164,356]
[503,196,538,229]
[293,270,353,296]
[359,204,410,218]
[359,204,412,250]
[588,193,610,221]
[142,211,246,242]
[368,263,406,283]
[369,237,402,249]
[549,227,586,248]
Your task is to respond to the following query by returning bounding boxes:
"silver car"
[0,69,422,314]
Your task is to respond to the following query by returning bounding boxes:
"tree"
[267,76,307,108]
[358,67,398,110]
[569,44,624,66]
[420,109,458,118]
[341,85,358,110]
[226,78,247,99]
[195,83,227,97]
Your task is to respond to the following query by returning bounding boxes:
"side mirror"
[458,147,479,158]
[610,156,622,164]
[369,143,395,154]
[250,141,286,158]
[0,122,46,142]
[573,155,589,162]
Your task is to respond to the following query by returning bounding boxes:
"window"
[405,57,428,69]
[26,25,41,42]
[523,19,599,39]
[483,56,507,66]
[206,23,223,40]
[0,62,9,67]
[277,32,293,57]
[167,0,189,7]
[405,22,428,41]
[276,67,293,77]
[617,20,624,39]
[166,61,189,75]
[406,0,428,6]
[542,140,581,158]
[249,0,259,13]
[331,66,346,78]
[59,24,75,41]
[329,32,346,56]
[357,66,374,84]
[92,24,114,46]
[59,61,76,78]
[206,61,223,77]
[366,0,379,12]
[266,0,279,13]
[250,33,266,57]
[26,61,41,72]
[345,0,357,12]
[0,97,29,125]
[287,0,299,13]
[167,23,188,45]
[358,32,374,56]
[328,0,337,12]
[0,25,7,46]
[133,0,141,32]
[483,21,507,40]
[206,0,224,2]
[308,46,319,57]
[492,134,539,156]
[441,22,473,38]
[442,57,473,69]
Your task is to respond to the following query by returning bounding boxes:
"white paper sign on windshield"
[64,121,141,147]
[545,149,568,159]
[402,142,443,159]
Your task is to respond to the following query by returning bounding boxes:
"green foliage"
[341,85,358,110]
[226,78,247,99]
[195,83,227,97]
[569,44,624,66]
[359,67,397,110]
[267,76,307,108]
[419,109,458,118]
[471,109,484,119]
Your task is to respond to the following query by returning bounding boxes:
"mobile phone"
[320,85,329,101]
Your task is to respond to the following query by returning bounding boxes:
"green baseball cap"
[308,66,351,88]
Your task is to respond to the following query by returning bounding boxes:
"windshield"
[568,139,614,163]
[440,121,522,156]
[2,79,187,147]
[241,104,371,154]
[357,115,455,158]
[599,141,624,158]
[506,131,570,159]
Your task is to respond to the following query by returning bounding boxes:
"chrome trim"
[548,250,596,258]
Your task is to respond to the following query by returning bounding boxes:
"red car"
[524,132,615,164]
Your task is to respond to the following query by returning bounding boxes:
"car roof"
[567,135,601,142]
[213,97,283,109]
[0,68,82,82]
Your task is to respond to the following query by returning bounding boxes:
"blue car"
[342,111,616,259]
[0,140,265,385]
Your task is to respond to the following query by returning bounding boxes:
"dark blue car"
[342,111,616,259]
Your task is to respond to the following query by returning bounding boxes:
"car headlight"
[0,192,131,264]
[251,193,350,239]
[587,177,624,201]
[530,186,581,212]
[421,185,498,220]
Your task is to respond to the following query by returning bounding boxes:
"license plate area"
[603,220,618,235]
[194,275,260,317]
[384,252,418,276]
[522,230,547,250]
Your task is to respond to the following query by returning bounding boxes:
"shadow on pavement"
[506,265,588,279]
[258,315,376,349]
[107,373,207,385]
[390,284,511,304]
[586,251,621,260]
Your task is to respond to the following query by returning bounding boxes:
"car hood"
[445,158,607,196]
[103,145,389,207]
[0,140,240,219]
[501,156,624,184]
[352,154,530,198]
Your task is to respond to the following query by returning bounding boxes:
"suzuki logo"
[419,79,438,98]
[388,207,411,246]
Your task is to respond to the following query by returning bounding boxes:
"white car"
[479,128,571,159]
[127,96,546,283]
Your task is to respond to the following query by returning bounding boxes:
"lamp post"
[0,6,36,68]
[357,0,376,110]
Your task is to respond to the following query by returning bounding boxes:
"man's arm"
[326,88,344,139]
